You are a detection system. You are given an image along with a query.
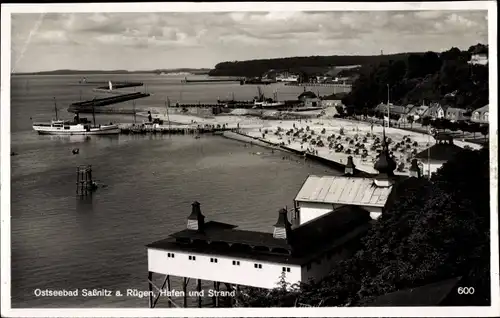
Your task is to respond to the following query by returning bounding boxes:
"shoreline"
[136,109,483,176]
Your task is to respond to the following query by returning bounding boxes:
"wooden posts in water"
[197,279,202,308]
[76,165,95,196]
[183,277,188,307]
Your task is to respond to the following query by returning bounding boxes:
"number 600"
[457,287,475,295]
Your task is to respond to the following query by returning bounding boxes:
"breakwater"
[67,107,137,114]
[70,92,150,107]
[96,82,143,89]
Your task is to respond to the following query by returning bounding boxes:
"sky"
[10,10,488,73]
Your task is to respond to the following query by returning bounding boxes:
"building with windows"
[445,107,470,122]
[423,104,446,119]
[413,134,465,177]
[471,105,489,124]
[468,53,488,65]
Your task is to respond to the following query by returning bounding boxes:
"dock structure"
[118,123,239,135]
[285,82,353,89]
[145,199,373,308]
[76,165,96,196]
[181,78,244,84]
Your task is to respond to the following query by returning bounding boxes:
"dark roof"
[147,206,372,265]
[358,277,462,306]
[298,91,317,99]
[414,143,465,161]
[170,221,290,250]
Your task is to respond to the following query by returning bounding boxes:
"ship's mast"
[132,99,135,124]
[54,97,58,120]
[166,97,171,131]
[387,84,390,128]
[92,97,97,127]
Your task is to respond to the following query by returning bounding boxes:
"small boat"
[32,97,120,135]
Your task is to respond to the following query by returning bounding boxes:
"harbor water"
[9,74,342,307]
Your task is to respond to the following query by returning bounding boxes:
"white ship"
[33,120,120,135]
[32,98,120,135]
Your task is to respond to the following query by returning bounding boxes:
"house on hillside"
[422,104,446,119]
[471,105,489,124]
[414,134,465,177]
[407,105,429,120]
[374,103,412,118]
[468,53,488,66]
[445,107,470,122]
[321,96,344,107]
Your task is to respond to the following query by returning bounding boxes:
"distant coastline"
[13,68,212,76]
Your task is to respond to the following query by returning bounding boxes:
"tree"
[480,124,489,140]
[407,115,414,128]
[458,120,469,138]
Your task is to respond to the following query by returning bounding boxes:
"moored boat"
[33,119,120,135]
[32,97,120,135]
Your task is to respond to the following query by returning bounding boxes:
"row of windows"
[165,254,291,272]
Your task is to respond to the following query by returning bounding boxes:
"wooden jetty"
[285,82,353,88]
[118,123,239,135]
[181,78,243,84]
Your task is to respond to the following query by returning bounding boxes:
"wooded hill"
[342,44,489,111]
[208,53,415,77]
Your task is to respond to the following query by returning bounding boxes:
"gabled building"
[413,133,465,177]
[374,104,413,117]
[445,107,470,122]
[407,105,429,120]
[423,104,446,119]
[471,105,489,124]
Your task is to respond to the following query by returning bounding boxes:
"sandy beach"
[138,107,482,175]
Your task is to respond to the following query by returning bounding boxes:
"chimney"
[187,201,205,232]
[409,159,421,178]
[345,155,355,175]
[273,208,292,240]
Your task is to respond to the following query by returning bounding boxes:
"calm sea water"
[9,74,341,308]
